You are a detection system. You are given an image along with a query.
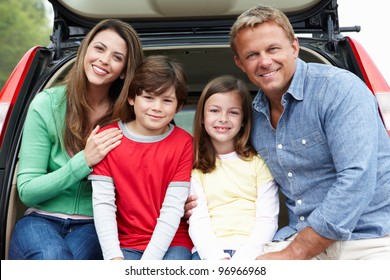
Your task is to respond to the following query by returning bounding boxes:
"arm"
[256,227,334,260]
[141,183,190,260]
[189,177,230,260]
[17,93,122,206]
[91,179,124,260]
[17,93,92,206]
[232,180,279,260]
[307,73,380,240]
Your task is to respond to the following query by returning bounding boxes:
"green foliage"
[0,0,52,89]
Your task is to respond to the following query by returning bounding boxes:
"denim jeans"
[8,212,103,260]
[192,250,236,260]
[122,246,192,260]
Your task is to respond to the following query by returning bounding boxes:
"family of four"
[9,5,390,260]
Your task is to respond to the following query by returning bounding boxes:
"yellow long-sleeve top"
[189,152,279,260]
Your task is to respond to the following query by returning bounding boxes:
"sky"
[338,0,390,86]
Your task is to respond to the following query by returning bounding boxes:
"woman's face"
[83,29,128,91]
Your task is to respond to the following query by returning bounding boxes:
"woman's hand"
[84,125,123,167]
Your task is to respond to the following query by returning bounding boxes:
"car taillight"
[0,103,10,135]
[375,93,390,131]
[347,37,390,137]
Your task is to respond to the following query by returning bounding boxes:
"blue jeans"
[122,246,191,260]
[8,212,103,260]
[192,250,236,260]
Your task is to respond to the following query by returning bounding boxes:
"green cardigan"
[17,85,94,216]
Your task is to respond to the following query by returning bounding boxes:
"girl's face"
[128,86,178,136]
[203,90,243,154]
[83,29,127,92]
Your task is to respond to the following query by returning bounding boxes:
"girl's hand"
[84,125,123,167]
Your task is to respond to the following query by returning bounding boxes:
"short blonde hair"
[230,5,295,56]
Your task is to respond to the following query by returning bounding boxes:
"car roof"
[57,0,324,19]
[50,0,337,34]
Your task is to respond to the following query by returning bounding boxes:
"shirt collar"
[287,58,306,101]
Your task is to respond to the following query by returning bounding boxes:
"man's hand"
[183,194,197,220]
[256,227,335,260]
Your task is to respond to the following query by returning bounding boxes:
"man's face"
[233,21,299,100]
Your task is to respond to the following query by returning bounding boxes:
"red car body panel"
[0,47,41,149]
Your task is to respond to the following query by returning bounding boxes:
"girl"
[189,75,279,260]
[90,55,193,260]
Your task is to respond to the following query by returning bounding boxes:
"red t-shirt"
[91,122,193,250]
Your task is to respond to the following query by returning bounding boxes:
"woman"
[8,19,144,260]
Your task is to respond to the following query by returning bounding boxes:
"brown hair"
[193,75,256,173]
[118,55,188,122]
[63,19,144,154]
[229,5,295,56]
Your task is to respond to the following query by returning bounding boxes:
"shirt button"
[301,139,307,144]
[287,172,293,177]
[297,199,302,205]
[277,144,283,149]
[300,216,305,221]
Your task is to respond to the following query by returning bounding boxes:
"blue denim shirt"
[251,58,390,241]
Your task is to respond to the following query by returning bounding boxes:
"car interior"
[5,44,331,259]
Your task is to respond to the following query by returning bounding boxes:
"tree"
[0,0,51,89]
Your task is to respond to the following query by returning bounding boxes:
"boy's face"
[128,86,178,136]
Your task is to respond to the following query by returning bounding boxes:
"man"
[230,5,390,259]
